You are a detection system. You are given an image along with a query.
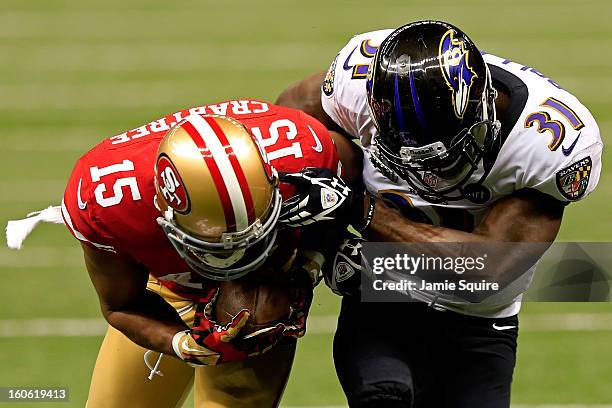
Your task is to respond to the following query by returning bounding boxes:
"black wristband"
[353,194,376,232]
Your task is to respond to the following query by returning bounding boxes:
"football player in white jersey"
[276,20,603,407]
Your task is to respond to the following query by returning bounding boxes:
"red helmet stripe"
[203,116,256,224]
[180,120,236,231]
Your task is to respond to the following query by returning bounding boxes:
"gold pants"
[86,277,296,408]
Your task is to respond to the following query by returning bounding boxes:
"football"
[214,270,293,336]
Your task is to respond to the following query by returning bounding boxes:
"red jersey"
[62,100,339,298]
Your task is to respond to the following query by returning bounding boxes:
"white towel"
[6,205,64,249]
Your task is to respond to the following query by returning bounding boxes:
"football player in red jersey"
[51,100,359,407]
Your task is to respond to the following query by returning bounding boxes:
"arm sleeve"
[522,140,603,203]
[320,41,366,139]
[62,158,117,253]
[320,30,393,145]
[298,110,341,176]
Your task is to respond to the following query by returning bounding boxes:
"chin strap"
[6,205,64,249]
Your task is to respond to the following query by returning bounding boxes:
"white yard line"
[0,42,335,73]
[0,247,83,268]
[2,313,612,338]
[0,181,65,203]
[0,318,107,337]
[303,313,612,333]
[519,313,612,331]
[4,128,104,152]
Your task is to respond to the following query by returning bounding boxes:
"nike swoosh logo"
[77,179,87,210]
[308,125,323,152]
[562,132,581,156]
[492,323,517,331]
[342,46,358,71]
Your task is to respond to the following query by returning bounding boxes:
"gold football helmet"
[154,114,281,281]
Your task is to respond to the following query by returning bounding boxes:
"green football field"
[1,0,611,406]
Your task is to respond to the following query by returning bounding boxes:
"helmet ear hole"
[472,123,488,148]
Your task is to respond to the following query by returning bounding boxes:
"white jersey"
[322,30,603,318]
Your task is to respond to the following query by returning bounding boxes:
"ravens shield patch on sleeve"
[556,156,592,200]
[322,54,339,97]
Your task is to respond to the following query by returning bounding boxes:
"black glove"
[323,235,366,296]
[278,167,351,228]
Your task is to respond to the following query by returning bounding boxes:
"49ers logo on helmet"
[156,155,190,214]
